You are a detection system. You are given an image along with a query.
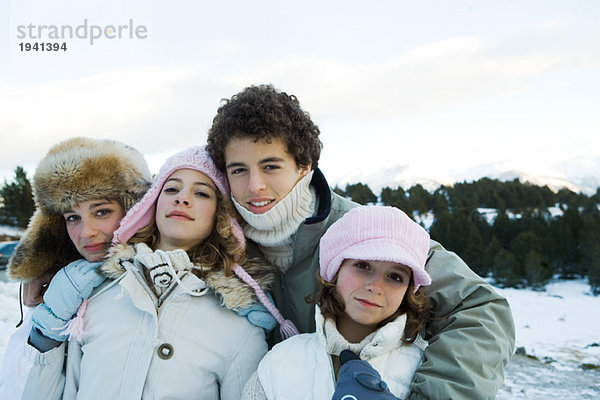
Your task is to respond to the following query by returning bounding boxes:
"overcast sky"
[1,0,599,188]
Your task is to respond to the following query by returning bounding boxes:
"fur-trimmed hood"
[102,243,278,310]
[8,137,152,281]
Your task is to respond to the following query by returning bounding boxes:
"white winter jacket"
[16,244,270,400]
[0,308,70,399]
[256,310,427,400]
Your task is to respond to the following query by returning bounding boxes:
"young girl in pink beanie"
[23,146,294,400]
[243,205,432,400]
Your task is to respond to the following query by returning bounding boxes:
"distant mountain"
[330,155,600,195]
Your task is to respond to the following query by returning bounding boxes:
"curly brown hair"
[207,84,323,172]
[127,191,244,277]
[311,271,431,344]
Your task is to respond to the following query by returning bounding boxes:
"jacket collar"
[314,306,410,359]
[305,168,332,225]
[101,243,275,311]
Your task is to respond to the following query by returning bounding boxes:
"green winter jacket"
[258,169,515,399]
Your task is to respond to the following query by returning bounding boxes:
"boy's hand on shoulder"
[236,292,277,332]
[237,302,277,332]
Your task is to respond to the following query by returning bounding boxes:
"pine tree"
[485,236,503,275]
[344,183,377,205]
[429,210,453,252]
[430,188,450,215]
[554,208,583,277]
[332,185,346,197]
[587,243,600,295]
[463,225,487,277]
[580,212,600,295]
[492,249,522,288]
[381,186,410,213]
[408,184,430,215]
[0,166,35,228]
[523,250,552,289]
[491,211,513,249]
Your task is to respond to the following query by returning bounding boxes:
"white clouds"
[0,64,218,168]
[217,30,596,122]
[2,36,597,176]
[205,40,242,55]
[399,37,482,62]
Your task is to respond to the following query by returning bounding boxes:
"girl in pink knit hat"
[243,205,433,400]
[23,146,295,400]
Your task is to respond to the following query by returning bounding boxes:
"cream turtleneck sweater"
[233,171,317,272]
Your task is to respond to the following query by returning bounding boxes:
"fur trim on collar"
[102,243,278,311]
[102,243,137,279]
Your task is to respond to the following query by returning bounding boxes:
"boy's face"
[224,137,311,215]
[63,199,125,262]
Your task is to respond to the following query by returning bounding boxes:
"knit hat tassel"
[59,299,89,341]
[278,319,299,340]
[233,264,299,339]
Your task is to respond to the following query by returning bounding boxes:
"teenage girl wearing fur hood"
[0,137,153,399]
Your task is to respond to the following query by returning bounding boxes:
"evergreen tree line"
[2,167,599,294]
[335,178,600,295]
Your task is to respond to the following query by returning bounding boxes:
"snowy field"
[0,270,599,398]
[494,280,600,399]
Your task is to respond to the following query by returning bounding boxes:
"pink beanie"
[112,146,298,339]
[319,205,431,292]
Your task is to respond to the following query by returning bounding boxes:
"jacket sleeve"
[408,241,515,400]
[0,309,65,400]
[20,342,66,400]
[0,309,35,398]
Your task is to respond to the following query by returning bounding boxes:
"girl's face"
[335,259,412,340]
[64,199,125,262]
[155,169,218,251]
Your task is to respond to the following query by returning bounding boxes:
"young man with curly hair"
[207,84,515,400]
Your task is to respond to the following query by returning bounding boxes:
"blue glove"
[332,350,399,400]
[236,293,277,332]
[31,259,105,342]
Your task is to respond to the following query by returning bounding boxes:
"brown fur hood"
[102,243,279,310]
[8,137,151,281]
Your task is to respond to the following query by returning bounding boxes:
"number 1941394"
[19,42,67,51]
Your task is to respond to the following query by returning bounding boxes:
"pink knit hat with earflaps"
[112,146,298,339]
[319,205,431,292]
[112,146,236,244]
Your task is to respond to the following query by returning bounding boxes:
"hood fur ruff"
[8,137,152,282]
[102,243,278,310]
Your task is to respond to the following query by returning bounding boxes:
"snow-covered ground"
[495,280,600,399]
[497,280,600,371]
[0,270,598,397]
